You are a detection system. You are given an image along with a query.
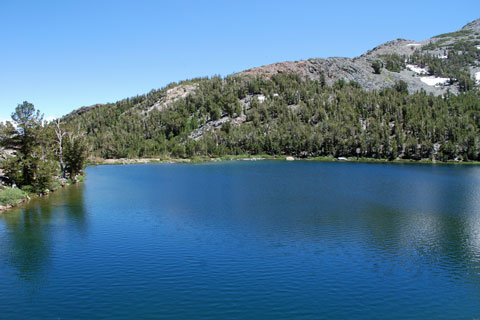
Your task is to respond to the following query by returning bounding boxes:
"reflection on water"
[0,162,480,319]
[1,205,52,281]
[0,184,86,281]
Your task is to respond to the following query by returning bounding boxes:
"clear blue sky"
[1,0,479,120]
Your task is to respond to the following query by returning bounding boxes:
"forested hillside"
[62,19,480,162]
[64,74,480,161]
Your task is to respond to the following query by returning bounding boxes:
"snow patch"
[406,43,421,47]
[477,46,480,50]
[475,72,480,84]
[420,76,450,87]
[257,94,266,103]
[406,64,429,75]
[437,55,448,59]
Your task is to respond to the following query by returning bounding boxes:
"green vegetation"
[393,80,408,93]
[64,73,480,162]
[371,60,383,74]
[409,39,479,92]
[0,187,27,207]
[422,38,450,50]
[379,54,405,73]
[1,102,88,195]
[433,29,473,39]
[63,136,88,179]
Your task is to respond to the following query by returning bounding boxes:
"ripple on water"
[1,162,480,319]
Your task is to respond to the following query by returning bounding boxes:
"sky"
[1,0,479,121]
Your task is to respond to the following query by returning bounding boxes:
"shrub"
[380,54,405,73]
[0,188,27,206]
[371,60,383,74]
[21,185,35,194]
[394,80,408,93]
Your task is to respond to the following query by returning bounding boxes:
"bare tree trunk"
[55,119,66,178]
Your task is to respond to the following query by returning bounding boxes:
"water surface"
[1,161,480,319]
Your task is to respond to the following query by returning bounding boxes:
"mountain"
[63,19,480,161]
[240,19,480,95]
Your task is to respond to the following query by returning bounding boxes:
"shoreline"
[89,155,480,166]
[0,192,39,214]
[0,203,15,213]
[0,180,82,215]
[0,195,29,214]
[3,155,479,214]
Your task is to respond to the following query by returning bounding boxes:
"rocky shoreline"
[0,203,14,213]
[93,155,480,166]
[0,196,27,214]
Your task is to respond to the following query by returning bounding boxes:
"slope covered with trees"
[63,74,480,162]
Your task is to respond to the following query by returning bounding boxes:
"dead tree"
[54,119,66,178]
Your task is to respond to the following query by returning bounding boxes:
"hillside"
[63,19,480,162]
[240,19,480,95]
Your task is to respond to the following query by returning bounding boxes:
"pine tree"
[1,101,50,189]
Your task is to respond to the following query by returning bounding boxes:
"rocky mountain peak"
[360,38,419,58]
[462,18,480,31]
[238,18,480,96]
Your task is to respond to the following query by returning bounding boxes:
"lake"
[1,161,480,319]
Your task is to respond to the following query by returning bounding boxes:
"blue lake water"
[1,161,480,319]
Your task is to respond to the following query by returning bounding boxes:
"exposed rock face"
[360,39,421,58]
[189,113,247,140]
[239,19,480,95]
[146,84,198,113]
[239,40,454,95]
[72,104,103,116]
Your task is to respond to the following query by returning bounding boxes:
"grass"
[0,187,27,207]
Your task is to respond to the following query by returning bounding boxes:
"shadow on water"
[0,183,86,281]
